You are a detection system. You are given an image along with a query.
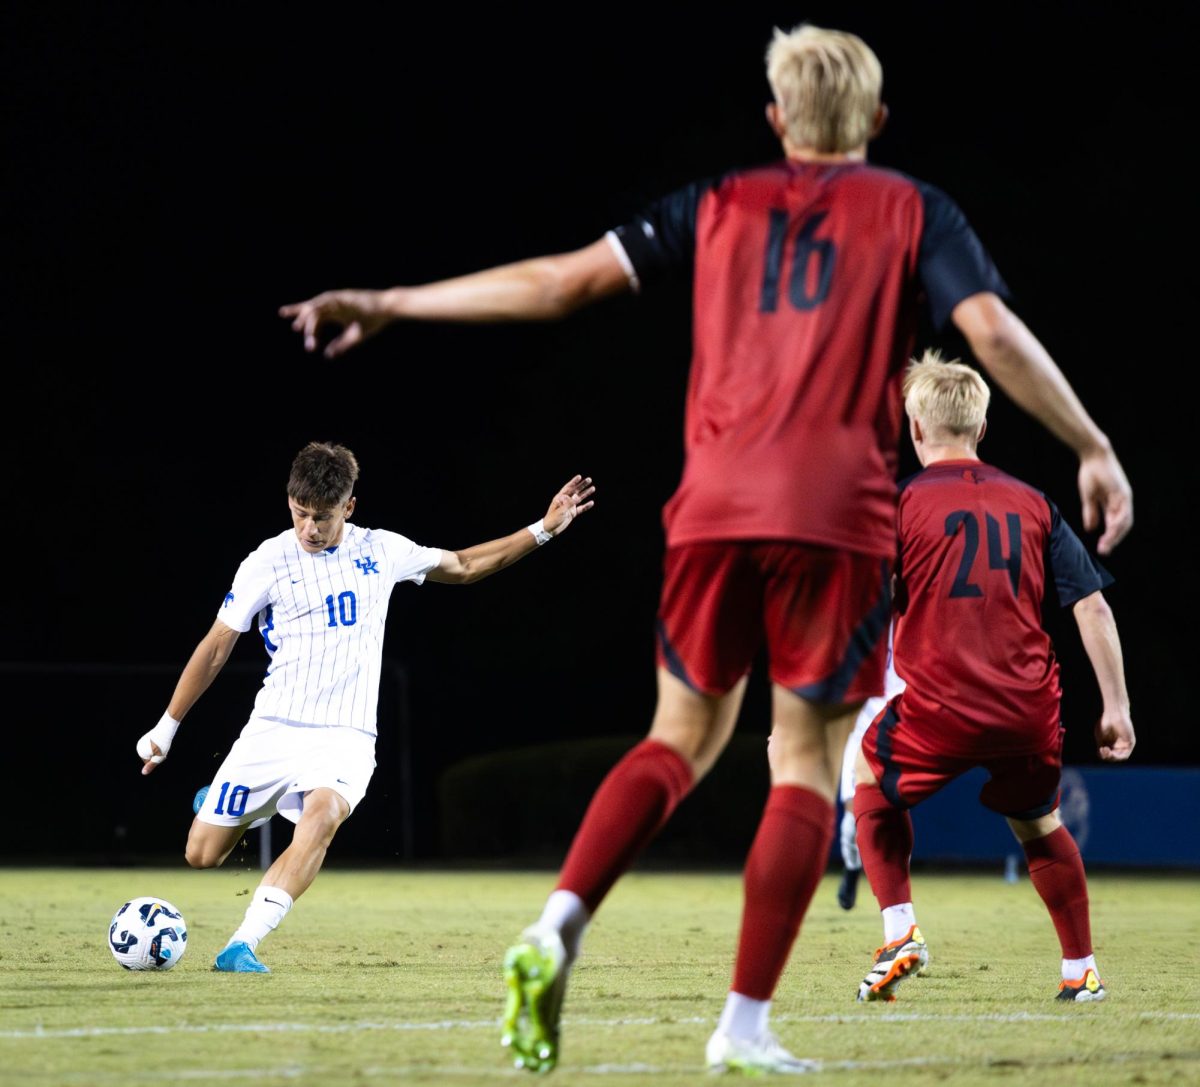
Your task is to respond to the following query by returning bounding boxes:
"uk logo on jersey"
[224,591,235,607]
[354,557,379,575]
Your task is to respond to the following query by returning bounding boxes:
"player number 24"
[944,510,1022,598]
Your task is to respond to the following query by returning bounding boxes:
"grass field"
[0,867,1196,1086]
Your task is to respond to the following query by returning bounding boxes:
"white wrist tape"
[527,519,553,546]
[137,712,181,763]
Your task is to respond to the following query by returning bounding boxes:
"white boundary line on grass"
[3,1010,1198,1041]
[21,1052,1200,1083]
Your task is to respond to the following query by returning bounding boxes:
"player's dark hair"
[287,442,360,508]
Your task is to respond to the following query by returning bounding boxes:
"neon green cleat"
[501,926,567,1073]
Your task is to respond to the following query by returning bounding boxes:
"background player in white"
[137,442,594,972]
[836,627,904,911]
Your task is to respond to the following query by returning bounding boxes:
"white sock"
[228,885,293,951]
[1063,954,1097,980]
[537,889,589,964]
[716,991,770,1040]
[881,902,916,943]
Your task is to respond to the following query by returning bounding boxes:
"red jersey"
[893,459,1112,756]
[610,161,1007,556]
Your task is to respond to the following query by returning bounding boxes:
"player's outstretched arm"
[1071,591,1135,762]
[427,475,595,586]
[952,292,1133,555]
[138,619,241,775]
[279,239,629,358]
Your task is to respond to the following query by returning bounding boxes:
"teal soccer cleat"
[213,941,270,973]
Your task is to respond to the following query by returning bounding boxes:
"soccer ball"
[108,897,188,970]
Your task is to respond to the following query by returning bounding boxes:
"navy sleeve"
[913,180,1009,330]
[1044,498,1114,607]
[608,178,716,288]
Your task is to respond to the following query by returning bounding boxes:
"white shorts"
[840,625,904,804]
[841,695,887,804]
[195,717,377,828]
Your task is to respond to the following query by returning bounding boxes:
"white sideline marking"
[35,1051,1200,1084]
[136,1072,307,1082]
[782,1010,1200,1024]
[3,1010,1198,1041]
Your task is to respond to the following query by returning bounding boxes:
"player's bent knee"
[184,842,225,869]
[767,727,825,774]
[647,723,705,768]
[185,821,241,868]
[1006,810,1062,843]
[767,741,836,797]
[298,790,350,836]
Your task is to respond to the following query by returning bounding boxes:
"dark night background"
[2,5,1192,862]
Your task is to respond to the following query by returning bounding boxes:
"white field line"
[3,1010,1199,1041]
[26,1051,1200,1083]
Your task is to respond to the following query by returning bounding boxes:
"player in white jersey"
[137,442,594,972]
[836,626,904,909]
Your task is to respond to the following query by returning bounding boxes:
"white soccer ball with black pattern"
[108,897,188,970]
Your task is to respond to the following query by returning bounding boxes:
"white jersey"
[217,524,441,734]
[840,624,905,804]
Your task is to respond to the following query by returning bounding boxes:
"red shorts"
[654,542,890,700]
[860,694,1064,818]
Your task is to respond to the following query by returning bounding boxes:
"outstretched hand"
[139,741,164,776]
[1079,447,1133,555]
[1095,711,1135,762]
[543,475,596,537]
[279,289,392,358]
[137,713,181,776]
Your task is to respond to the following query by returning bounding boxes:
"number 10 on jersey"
[325,591,357,627]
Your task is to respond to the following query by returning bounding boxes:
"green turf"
[0,867,1196,1085]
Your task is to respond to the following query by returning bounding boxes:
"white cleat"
[705,1029,819,1075]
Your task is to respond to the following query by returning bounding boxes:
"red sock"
[556,739,693,915]
[731,785,834,1000]
[854,784,914,908]
[1022,825,1092,958]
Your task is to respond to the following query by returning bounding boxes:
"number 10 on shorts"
[212,782,250,818]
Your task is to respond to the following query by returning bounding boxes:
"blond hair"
[765,24,882,152]
[903,350,990,439]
